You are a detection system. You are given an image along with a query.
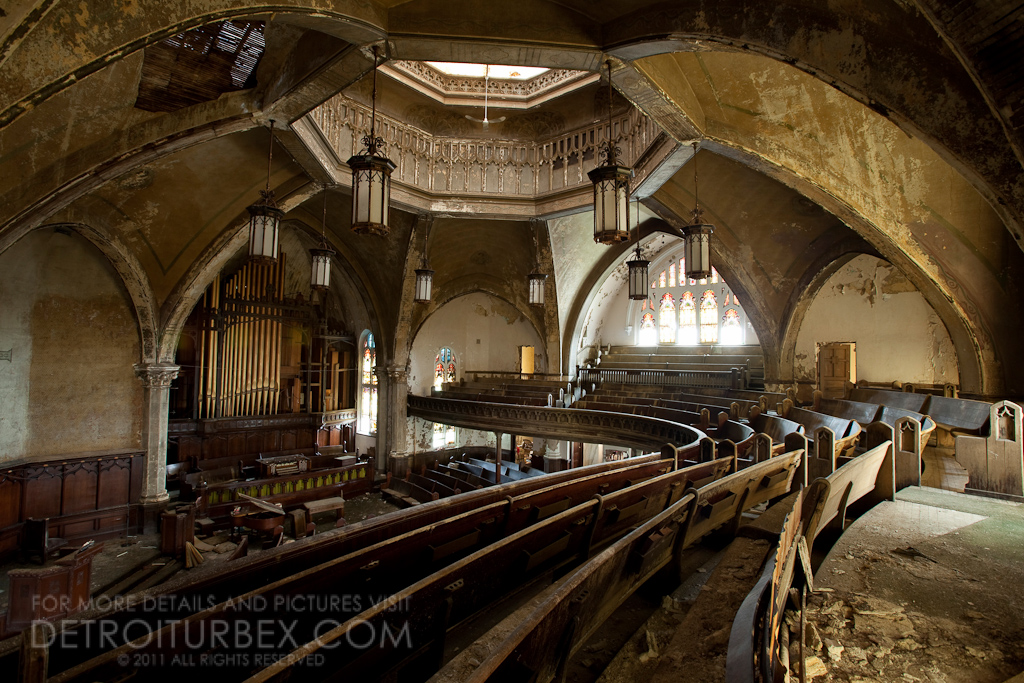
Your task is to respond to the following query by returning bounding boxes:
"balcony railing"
[310,95,661,200]
[577,367,743,390]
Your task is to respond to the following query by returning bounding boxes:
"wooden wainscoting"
[0,449,144,560]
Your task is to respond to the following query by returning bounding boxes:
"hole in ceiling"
[135,20,265,113]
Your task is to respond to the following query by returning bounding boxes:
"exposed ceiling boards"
[135,21,265,113]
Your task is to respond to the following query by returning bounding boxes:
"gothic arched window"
[668,263,676,288]
[679,292,697,345]
[699,291,718,343]
[359,332,377,434]
[659,293,676,344]
[639,311,656,346]
[434,347,456,389]
[722,309,743,345]
[659,270,667,288]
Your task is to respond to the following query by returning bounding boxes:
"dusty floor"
[796,487,1024,682]
[573,487,1024,683]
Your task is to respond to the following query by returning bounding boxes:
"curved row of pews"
[4,379,1020,683]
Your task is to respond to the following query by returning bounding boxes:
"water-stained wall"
[793,255,958,390]
[0,228,142,462]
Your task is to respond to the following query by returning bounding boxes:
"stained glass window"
[699,291,718,343]
[359,333,377,433]
[432,422,445,449]
[659,293,676,344]
[679,292,697,345]
[446,425,456,446]
[434,347,456,388]
[711,266,719,284]
[668,263,676,288]
[722,309,743,345]
[659,270,666,288]
[639,312,657,345]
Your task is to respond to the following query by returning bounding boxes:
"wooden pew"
[425,451,804,683]
[381,476,438,507]
[409,473,459,499]
[784,406,861,469]
[801,440,894,571]
[955,400,1023,497]
[749,413,805,461]
[814,396,882,425]
[30,457,673,679]
[423,468,472,493]
[848,387,929,412]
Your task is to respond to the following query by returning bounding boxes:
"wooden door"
[519,346,535,376]
[818,343,856,399]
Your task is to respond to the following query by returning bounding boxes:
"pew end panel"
[956,401,1024,498]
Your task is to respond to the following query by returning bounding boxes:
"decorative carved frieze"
[309,94,660,203]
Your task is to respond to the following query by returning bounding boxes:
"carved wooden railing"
[311,94,661,199]
[406,395,705,449]
[577,366,742,389]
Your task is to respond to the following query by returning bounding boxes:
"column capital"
[385,363,408,383]
[134,362,180,388]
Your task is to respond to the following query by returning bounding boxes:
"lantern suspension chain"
[691,140,703,224]
[364,46,386,157]
[262,120,275,201]
[601,60,621,166]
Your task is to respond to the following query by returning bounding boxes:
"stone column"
[134,362,179,528]
[387,364,410,457]
[374,364,410,474]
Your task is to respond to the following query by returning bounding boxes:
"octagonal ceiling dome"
[380,60,597,109]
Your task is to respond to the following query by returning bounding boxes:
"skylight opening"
[426,62,549,80]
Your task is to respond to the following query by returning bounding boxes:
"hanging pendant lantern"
[414,218,433,303]
[348,46,396,237]
[310,186,335,291]
[589,59,632,245]
[683,142,714,280]
[528,272,548,306]
[627,245,649,300]
[248,120,283,262]
[528,221,548,307]
[414,267,434,302]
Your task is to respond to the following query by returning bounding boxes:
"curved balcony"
[406,394,705,450]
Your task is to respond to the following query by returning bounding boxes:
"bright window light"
[426,62,549,80]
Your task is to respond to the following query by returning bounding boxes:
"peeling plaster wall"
[793,255,958,387]
[407,292,546,395]
[407,417,499,453]
[0,229,142,462]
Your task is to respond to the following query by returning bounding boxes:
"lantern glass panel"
[529,274,547,306]
[415,269,434,302]
[310,249,333,290]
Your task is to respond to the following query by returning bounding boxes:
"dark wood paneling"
[0,477,20,528]
[23,467,62,519]
[0,451,145,561]
[97,459,132,509]
[62,462,99,515]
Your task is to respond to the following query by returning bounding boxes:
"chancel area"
[1,2,1024,682]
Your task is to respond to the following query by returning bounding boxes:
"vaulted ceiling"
[1,0,1022,395]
